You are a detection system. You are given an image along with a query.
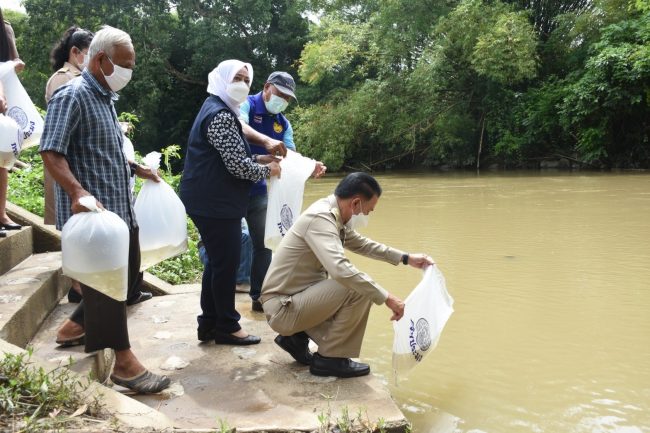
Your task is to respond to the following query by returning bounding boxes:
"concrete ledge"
[0,252,69,347]
[6,202,61,253]
[142,272,176,296]
[0,226,33,275]
[0,339,175,431]
[30,302,116,385]
[160,282,201,295]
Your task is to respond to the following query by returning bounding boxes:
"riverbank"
[1,202,409,432]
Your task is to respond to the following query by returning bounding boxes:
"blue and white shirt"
[39,69,136,230]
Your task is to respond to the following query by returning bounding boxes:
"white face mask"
[345,200,370,230]
[264,93,289,114]
[226,81,250,105]
[103,55,133,93]
[78,53,89,70]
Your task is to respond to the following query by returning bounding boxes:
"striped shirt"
[39,69,136,230]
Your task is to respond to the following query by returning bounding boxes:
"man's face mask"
[103,55,132,93]
[345,199,370,230]
[265,93,289,114]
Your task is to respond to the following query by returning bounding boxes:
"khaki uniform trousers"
[263,279,373,358]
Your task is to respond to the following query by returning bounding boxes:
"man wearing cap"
[239,71,326,313]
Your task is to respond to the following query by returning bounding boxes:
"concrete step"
[0,251,69,347]
[29,300,116,384]
[0,226,33,275]
[6,202,61,253]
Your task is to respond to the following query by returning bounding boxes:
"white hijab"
[207,59,254,114]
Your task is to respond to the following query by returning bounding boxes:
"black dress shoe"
[213,331,261,346]
[126,291,153,306]
[251,299,264,312]
[67,287,82,303]
[309,352,370,378]
[0,222,21,230]
[274,332,313,365]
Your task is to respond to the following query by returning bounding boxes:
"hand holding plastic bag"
[134,151,188,270]
[0,114,22,169]
[265,150,316,251]
[61,196,130,301]
[392,265,454,378]
[0,61,44,148]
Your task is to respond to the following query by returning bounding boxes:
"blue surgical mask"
[264,94,289,114]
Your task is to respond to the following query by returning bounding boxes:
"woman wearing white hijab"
[180,60,281,345]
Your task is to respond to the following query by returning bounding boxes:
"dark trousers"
[246,194,271,301]
[70,228,142,353]
[190,214,242,334]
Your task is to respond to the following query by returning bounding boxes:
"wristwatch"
[401,253,409,265]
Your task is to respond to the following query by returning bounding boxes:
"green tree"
[295,0,539,170]
[15,0,309,162]
[560,12,650,167]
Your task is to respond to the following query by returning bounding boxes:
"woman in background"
[43,26,93,301]
[44,27,93,225]
[45,27,93,102]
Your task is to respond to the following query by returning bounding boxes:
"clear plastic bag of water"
[134,152,188,270]
[392,265,454,378]
[61,196,130,301]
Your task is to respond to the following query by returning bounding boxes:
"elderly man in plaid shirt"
[39,25,170,394]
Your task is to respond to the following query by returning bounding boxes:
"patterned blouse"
[206,110,270,182]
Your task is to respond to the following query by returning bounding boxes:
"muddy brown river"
[302,172,650,433]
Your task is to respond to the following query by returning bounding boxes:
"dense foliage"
[293,0,649,170]
[5,0,649,172]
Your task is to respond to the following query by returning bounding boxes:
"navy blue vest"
[180,95,253,219]
[247,92,289,196]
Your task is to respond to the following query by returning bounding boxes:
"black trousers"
[190,214,242,334]
[70,228,142,353]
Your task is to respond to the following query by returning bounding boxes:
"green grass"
[7,147,45,216]
[0,349,101,432]
[316,393,403,433]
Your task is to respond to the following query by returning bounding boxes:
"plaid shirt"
[39,69,136,230]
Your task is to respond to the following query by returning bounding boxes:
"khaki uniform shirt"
[45,61,82,103]
[261,194,405,305]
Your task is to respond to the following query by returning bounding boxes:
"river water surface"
[301,172,650,433]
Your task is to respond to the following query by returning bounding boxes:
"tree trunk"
[476,114,486,171]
